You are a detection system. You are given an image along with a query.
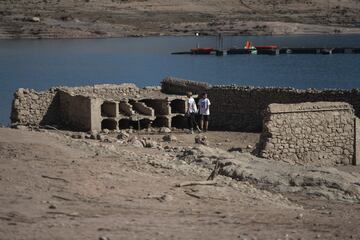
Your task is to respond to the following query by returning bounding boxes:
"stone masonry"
[161,78,360,132]
[11,83,188,132]
[258,102,358,166]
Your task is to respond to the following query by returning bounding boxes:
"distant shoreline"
[1,0,360,40]
[2,31,360,41]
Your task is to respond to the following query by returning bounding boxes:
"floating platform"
[172,47,360,55]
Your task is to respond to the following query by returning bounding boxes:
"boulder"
[163,134,177,142]
[159,127,171,133]
[195,134,208,145]
[71,132,85,139]
[117,131,129,140]
[128,136,144,148]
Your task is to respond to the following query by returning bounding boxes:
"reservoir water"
[1,34,360,124]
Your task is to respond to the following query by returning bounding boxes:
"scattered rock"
[159,127,171,133]
[296,213,304,219]
[128,136,144,148]
[14,125,28,131]
[88,130,98,140]
[71,132,85,139]
[163,134,177,142]
[143,139,158,148]
[102,129,110,134]
[99,237,110,240]
[49,204,56,209]
[195,134,208,145]
[159,194,173,202]
[132,140,144,148]
[246,144,253,149]
[25,16,41,22]
[96,134,105,141]
[228,147,243,153]
[117,131,129,140]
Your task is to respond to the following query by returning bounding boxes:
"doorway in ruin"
[171,115,188,129]
[152,116,170,128]
[101,119,117,130]
[170,99,186,114]
[101,101,117,117]
[118,119,131,129]
[118,118,152,129]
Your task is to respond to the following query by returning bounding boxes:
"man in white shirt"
[186,92,200,134]
[198,92,211,132]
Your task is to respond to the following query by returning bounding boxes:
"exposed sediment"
[180,145,360,202]
[1,0,360,39]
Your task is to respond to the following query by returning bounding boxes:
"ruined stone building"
[11,83,189,132]
[11,77,360,166]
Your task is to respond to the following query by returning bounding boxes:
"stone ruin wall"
[11,77,360,134]
[11,88,60,126]
[161,79,360,132]
[258,102,357,166]
[11,83,188,132]
[161,77,211,95]
[10,83,155,127]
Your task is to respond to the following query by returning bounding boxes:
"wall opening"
[101,101,117,117]
[171,99,186,114]
[171,115,188,129]
[118,119,131,129]
[101,119,117,130]
[119,101,132,116]
[152,116,170,127]
[139,118,152,129]
[140,99,170,115]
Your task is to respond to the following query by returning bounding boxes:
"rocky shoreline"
[1,0,360,39]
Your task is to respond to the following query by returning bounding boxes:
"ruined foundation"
[11,83,188,132]
[10,77,360,166]
[258,102,358,166]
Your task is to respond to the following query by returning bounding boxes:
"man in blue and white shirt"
[198,92,211,132]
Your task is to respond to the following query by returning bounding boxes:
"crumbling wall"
[207,85,360,132]
[258,102,356,166]
[11,88,60,126]
[62,83,143,100]
[10,83,153,127]
[59,91,96,131]
[161,76,211,95]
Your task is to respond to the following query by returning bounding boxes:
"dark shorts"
[201,115,209,121]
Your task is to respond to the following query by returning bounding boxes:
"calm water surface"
[1,35,360,124]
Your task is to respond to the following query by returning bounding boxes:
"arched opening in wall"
[152,116,170,128]
[118,119,131,129]
[101,119,117,130]
[171,115,188,129]
[101,101,117,117]
[170,99,186,114]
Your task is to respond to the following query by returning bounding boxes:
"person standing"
[198,92,211,132]
[186,92,200,134]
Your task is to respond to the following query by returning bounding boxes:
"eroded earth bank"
[1,126,360,240]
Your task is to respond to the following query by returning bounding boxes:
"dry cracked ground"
[1,0,360,39]
[1,126,360,240]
